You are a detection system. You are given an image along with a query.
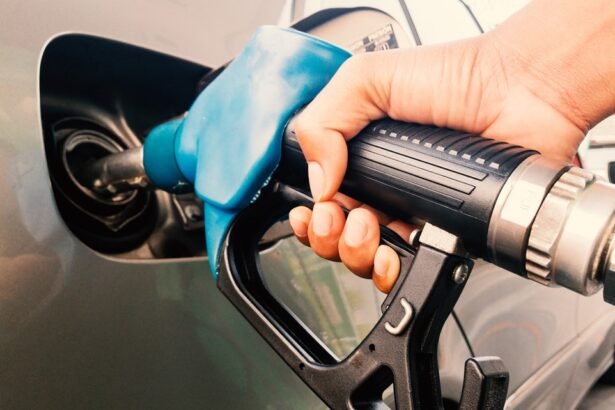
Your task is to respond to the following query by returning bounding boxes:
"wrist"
[488,0,615,132]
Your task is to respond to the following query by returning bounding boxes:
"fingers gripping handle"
[281,117,537,256]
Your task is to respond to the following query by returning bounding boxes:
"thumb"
[294,52,396,201]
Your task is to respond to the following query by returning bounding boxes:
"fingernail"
[344,216,368,247]
[374,256,389,280]
[312,205,332,236]
[288,209,308,238]
[308,162,325,201]
[373,246,400,293]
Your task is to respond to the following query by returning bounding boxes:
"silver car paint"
[0,1,327,408]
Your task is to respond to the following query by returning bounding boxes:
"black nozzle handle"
[280,117,537,255]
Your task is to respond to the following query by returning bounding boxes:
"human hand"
[289,0,615,292]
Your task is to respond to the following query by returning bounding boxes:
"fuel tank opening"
[40,34,209,259]
[63,130,141,204]
[48,118,156,253]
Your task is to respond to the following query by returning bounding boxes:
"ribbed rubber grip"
[279,118,537,254]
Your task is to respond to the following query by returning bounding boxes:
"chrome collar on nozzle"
[525,167,615,296]
[489,155,615,300]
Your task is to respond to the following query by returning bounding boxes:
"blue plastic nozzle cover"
[143,118,191,193]
[143,26,351,276]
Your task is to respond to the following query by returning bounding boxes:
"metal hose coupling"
[488,155,615,302]
[525,166,615,298]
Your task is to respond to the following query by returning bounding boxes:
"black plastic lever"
[216,182,509,409]
[459,357,509,410]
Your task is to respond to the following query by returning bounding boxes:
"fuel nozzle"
[80,106,615,304]
[488,156,615,301]
[526,167,615,297]
[79,118,191,200]
[79,146,149,199]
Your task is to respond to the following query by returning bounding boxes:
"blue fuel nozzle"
[142,26,351,275]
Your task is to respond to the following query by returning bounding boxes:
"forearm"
[490,0,615,131]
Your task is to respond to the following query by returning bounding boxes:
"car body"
[0,0,614,408]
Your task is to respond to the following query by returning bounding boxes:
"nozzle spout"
[79,146,149,198]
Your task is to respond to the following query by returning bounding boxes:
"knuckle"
[293,113,319,145]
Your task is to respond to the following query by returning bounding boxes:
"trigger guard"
[218,180,416,363]
[217,181,476,408]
